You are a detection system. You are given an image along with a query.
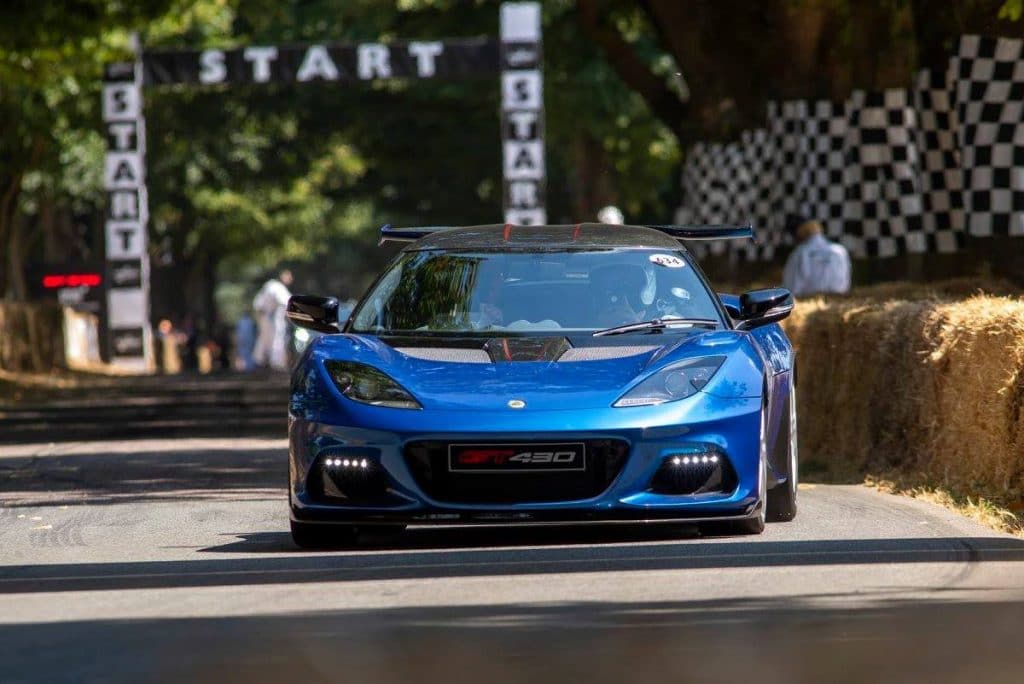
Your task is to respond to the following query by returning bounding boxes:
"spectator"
[782,216,851,297]
[597,205,624,225]
[234,312,257,371]
[156,318,185,374]
[252,269,293,370]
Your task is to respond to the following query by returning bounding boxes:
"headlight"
[325,361,421,409]
[613,356,726,407]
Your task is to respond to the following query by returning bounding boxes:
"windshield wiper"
[592,317,719,337]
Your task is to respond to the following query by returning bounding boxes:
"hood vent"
[483,337,571,362]
[558,346,659,362]
[394,341,658,364]
[395,347,491,363]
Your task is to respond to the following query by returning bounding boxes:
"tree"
[579,0,1021,145]
[2,0,685,320]
[0,0,174,300]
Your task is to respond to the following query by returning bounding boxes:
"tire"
[767,378,798,523]
[290,519,359,550]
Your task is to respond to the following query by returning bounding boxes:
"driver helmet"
[590,262,653,311]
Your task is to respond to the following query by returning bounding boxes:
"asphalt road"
[2,437,1024,683]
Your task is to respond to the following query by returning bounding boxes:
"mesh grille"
[395,347,491,363]
[558,346,658,362]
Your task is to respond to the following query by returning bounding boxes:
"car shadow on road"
[3,595,1024,683]
[0,445,286,507]
[203,523,707,554]
[2,534,1023,595]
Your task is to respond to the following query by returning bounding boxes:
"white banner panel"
[107,288,147,328]
[102,83,141,121]
[103,152,144,190]
[499,2,545,225]
[104,221,146,259]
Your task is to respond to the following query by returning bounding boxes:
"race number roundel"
[649,253,685,268]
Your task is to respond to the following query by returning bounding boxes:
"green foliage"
[999,0,1023,20]
[133,0,683,300]
[1,0,674,310]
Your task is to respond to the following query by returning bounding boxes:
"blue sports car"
[285,223,797,548]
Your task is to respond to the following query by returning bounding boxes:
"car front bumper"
[288,395,766,526]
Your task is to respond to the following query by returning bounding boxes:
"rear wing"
[378,223,755,245]
[643,224,755,241]
[378,224,451,244]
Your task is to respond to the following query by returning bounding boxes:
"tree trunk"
[40,198,60,263]
[586,1,931,142]
[569,134,617,221]
[0,173,24,298]
[6,211,29,302]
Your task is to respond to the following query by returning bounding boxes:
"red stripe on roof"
[503,223,512,241]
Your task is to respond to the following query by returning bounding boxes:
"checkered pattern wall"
[955,36,1024,238]
[677,34,1024,259]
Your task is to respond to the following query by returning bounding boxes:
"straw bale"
[840,277,1019,302]
[782,288,1024,503]
[920,296,1024,495]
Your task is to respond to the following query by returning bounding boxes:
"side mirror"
[734,288,794,331]
[286,295,341,334]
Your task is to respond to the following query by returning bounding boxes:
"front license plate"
[448,443,587,473]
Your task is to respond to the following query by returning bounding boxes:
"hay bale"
[839,277,1019,302]
[784,297,936,474]
[783,289,1024,504]
[921,297,1024,495]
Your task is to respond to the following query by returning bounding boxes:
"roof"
[402,223,686,251]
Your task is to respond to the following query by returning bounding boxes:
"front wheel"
[767,379,798,522]
[290,520,359,549]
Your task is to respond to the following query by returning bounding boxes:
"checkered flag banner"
[678,140,752,259]
[677,34,1024,259]
[914,68,966,252]
[842,88,925,258]
[954,36,1024,238]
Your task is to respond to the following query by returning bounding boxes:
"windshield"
[349,248,722,335]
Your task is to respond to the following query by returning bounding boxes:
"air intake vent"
[558,346,658,361]
[649,447,738,495]
[395,347,491,363]
[307,453,398,506]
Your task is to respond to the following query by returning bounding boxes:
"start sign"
[101,2,545,373]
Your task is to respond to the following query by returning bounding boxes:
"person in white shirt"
[252,269,294,370]
[597,205,624,225]
[782,217,851,298]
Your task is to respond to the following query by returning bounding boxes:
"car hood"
[310,332,763,411]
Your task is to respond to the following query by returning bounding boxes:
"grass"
[865,473,1024,538]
